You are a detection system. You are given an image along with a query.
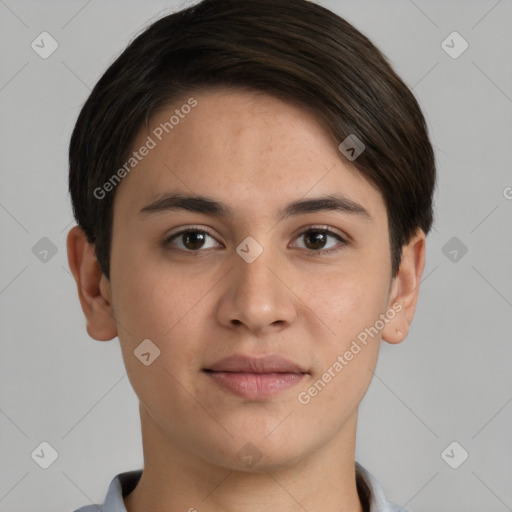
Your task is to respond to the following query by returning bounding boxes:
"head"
[67,0,435,472]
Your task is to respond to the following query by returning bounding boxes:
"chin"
[204,434,311,474]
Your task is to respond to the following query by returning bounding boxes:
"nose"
[215,239,297,335]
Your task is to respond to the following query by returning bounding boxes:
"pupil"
[305,231,326,250]
[185,232,205,250]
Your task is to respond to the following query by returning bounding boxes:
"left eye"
[292,228,347,254]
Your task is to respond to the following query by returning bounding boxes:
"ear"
[382,229,426,344]
[66,225,118,341]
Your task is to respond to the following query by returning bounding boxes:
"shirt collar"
[355,462,405,512]
[79,463,406,512]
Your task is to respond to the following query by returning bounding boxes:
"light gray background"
[1,0,511,511]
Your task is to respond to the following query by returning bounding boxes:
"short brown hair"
[68,0,436,280]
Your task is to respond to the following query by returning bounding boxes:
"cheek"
[111,261,212,393]
[113,271,206,414]
[295,263,389,345]
[291,261,387,405]
[295,280,382,421]
[110,246,203,341]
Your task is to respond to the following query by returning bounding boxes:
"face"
[104,89,401,471]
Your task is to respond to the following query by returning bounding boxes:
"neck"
[124,405,364,512]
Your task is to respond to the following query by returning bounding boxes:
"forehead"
[112,89,386,225]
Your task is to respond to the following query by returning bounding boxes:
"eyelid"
[293,224,348,242]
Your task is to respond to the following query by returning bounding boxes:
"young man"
[66,1,436,511]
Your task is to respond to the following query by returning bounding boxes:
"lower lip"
[205,371,305,400]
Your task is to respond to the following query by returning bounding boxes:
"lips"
[203,354,308,400]
[205,354,307,374]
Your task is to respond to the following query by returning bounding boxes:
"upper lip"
[204,354,307,374]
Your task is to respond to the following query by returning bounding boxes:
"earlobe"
[382,229,426,344]
[66,225,118,341]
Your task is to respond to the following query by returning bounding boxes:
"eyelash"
[163,225,348,256]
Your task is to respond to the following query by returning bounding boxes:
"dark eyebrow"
[139,193,371,221]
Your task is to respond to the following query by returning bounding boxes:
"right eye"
[163,228,222,253]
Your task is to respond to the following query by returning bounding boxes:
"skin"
[67,88,426,512]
